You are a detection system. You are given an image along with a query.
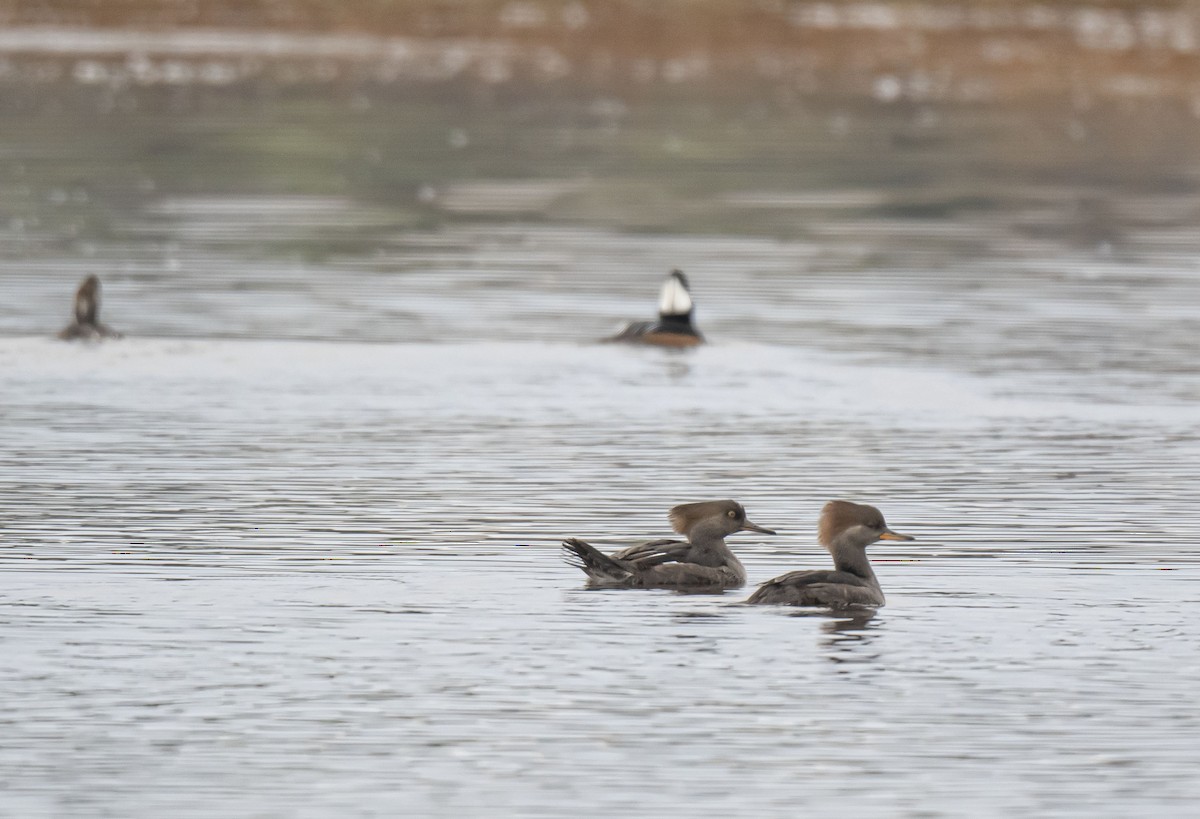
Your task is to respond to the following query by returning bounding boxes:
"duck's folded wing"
[747,570,880,607]
[610,538,690,567]
[606,320,653,342]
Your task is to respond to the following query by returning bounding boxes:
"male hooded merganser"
[562,499,775,591]
[747,500,913,608]
[607,269,703,347]
[58,275,122,340]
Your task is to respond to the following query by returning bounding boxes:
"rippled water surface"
[4,17,1200,817]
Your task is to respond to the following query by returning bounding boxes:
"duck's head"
[669,499,776,539]
[657,269,694,319]
[818,500,913,550]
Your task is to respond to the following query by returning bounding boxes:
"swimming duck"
[562,499,775,591]
[58,275,122,340]
[746,500,913,608]
[607,269,703,347]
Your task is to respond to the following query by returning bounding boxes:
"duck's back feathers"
[747,569,884,608]
[610,538,690,567]
[607,319,702,347]
[562,536,745,590]
[608,319,654,342]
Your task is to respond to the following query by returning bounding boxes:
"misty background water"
[2,3,1200,817]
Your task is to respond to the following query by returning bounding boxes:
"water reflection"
[820,610,881,662]
[819,609,878,636]
[661,357,694,381]
[775,607,882,661]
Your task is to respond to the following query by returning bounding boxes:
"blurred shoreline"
[2,2,1197,274]
[0,1,1198,105]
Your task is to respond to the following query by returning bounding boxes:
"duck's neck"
[687,522,741,573]
[657,311,694,328]
[689,530,744,581]
[688,519,730,549]
[827,537,877,583]
[75,292,97,326]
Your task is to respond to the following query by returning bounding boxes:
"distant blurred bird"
[607,269,703,347]
[59,275,122,340]
[746,501,913,608]
[562,499,775,591]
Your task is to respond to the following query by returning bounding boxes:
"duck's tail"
[561,538,632,584]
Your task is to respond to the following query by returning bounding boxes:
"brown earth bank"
[0,1,1198,104]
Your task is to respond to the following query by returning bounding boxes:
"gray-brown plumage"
[746,500,913,608]
[59,275,121,340]
[562,500,775,591]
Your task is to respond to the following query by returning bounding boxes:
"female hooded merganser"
[747,500,913,608]
[58,275,122,340]
[562,499,775,591]
[607,269,703,347]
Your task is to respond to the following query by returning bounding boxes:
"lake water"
[3,14,1200,818]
